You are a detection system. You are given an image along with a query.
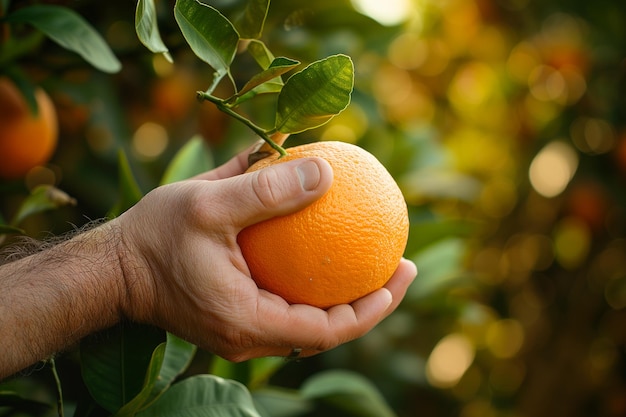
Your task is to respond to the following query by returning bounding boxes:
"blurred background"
[1,0,626,416]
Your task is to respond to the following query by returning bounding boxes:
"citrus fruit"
[237,141,409,309]
[0,78,58,179]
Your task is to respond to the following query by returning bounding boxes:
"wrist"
[111,215,158,325]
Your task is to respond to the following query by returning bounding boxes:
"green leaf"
[230,57,299,103]
[113,343,167,417]
[174,0,239,89]
[160,136,214,185]
[0,224,24,235]
[146,333,197,407]
[275,54,354,134]
[234,0,270,39]
[80,324,166,413]
[408,238,466,300]
[253,388,313,417]
[135,0,172,62]
[209,356,250,386]
[108,150,143,218]
[248,357,286,388]
[6,5,121,73]
[247,39,275,70]
[300,370,397,417]
[10,185,76,227]
[136,375,261,417]
[2,68,39,115]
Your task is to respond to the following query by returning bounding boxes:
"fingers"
[382,258,417,316]
[228,258,417,362]
[212,157,333,229]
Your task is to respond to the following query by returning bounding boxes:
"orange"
[237,141,409,309]
[0,78,58,179]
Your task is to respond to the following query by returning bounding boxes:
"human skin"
[0,147,417,380]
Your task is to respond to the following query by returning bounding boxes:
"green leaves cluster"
[0,1,383,416]
[1,0,352,144]
[140,0,354,149]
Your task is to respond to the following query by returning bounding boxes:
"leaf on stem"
[233,0,270,39]
[10,185,76,227]
[174,0,239,90]
[6,5,121,73]
[135,0,172,62]
[229,57,299,104]
[247,39,275,70]
[275,54,354,134]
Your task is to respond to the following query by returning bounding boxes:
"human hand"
[114,146,417,361]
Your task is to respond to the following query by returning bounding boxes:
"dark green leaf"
[160,136,214,185]
[108,150,143,218]
[234,0,270,39]
[230,57,299,102]
[136,375,261,417]
[0,224,24,235]
[80,324,166,413]
[300,370,396,417]
[10,185,76,227]
[135,0,172,62]
[275,54,353,134]
[174,0,239,89]
[113,343,166,417]
[2,68,39,115]
[6,5,121,73]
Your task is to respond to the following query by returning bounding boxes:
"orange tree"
[0,0,432,416]
[3,0,625,416]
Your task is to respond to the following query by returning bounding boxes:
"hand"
[115,147,417,361]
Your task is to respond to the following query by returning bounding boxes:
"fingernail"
[296,160,321,191]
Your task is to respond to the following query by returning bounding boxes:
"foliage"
[0,0,393,416]
[2,0,626,416]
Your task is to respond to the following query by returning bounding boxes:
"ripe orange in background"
[238,141,410,309]
[0,78,58,179]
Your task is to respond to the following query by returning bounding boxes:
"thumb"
[218,157,333,228]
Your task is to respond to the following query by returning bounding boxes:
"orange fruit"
[237,141,409,309]
[0,78,58,179]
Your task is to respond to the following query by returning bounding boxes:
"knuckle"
[252,168,285,210]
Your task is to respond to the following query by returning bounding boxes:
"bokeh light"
[132,122,169,161]
[351,0,412,26]
[426,333,475,388]
[528,141,579,197]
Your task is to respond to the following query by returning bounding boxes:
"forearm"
[0,223,126,379]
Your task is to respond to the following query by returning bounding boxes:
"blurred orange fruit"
[238,141,410,309]
[0,78,58,179]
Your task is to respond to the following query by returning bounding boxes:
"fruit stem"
[197,91,288,158]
